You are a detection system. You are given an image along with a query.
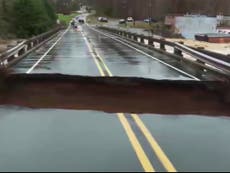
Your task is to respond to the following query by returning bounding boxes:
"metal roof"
[196,33,230,38]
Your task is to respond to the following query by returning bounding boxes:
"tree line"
[86,0,230,20]
[0,0,57,39]
[49,0,79,15]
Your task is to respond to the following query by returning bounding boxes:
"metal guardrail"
[175,43,230,74]
[98,26,230,76]
[0,27,63,67]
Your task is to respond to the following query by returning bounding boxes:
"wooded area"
[87,0,230,20]
[49,0,79,14]
[1,0,229,39]
[0,0,57,38]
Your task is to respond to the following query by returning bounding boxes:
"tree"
[55,0,79,14]
[13,0,57,38]
[42,0,57,25]
[0,0,15,38]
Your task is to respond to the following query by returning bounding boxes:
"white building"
[175,15,217,39]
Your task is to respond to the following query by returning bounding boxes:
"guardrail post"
[31,42,34,49]
[36,39,40,45]
[122,32,125,37]
[140,35,145,43]
[14,52,19,58]
[160,43,165,50]
[148,38,154,46]
[174,47,183,56]
[18,47,25,56]
[127,33,132,39]
[24,45,28,53]
[133,34,138,41]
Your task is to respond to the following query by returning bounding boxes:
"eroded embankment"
[0,74,229,116]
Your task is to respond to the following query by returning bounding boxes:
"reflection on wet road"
[141,114,230,172]
[0,108,142,172]
[12,29,99,76]
[12,26,192,80]
[2,24,229,172]
[83,26,192,80]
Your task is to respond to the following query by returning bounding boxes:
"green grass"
[119,21,152,30]
[86,12,112,26]
[86,14,104,26]
[86,14,98,24]
[57,12,80,25]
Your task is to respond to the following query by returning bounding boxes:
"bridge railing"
[0,27,63,67]
[98,26,230,76]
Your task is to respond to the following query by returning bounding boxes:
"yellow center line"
[96,52,176,171]
[90,57,155,172]
[91,55,155,172]
[97,55,113,77]
[82,31,105,76]
[84,30,177,172]
[93,57,106,76]
[118,113,155,172]
[131,114,177,172]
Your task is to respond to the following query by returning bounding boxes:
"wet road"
[13,29,99,76]
[0,108,142,172]
[83,26,192,80]
[1,24,229,172]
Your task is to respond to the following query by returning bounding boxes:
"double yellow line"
[85,34,177,172]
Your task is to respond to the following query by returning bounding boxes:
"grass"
[118,22,155,31]
[128,21,153,30]
[86,14,105,26]
[57,12,80,25]
[86,14,98,24]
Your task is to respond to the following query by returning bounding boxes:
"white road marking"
[88,25,200,81]
[26,27,70,74]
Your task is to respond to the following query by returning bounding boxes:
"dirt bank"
[0,74,229,117]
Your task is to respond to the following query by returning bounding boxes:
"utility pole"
[121,0,128,29]
[149,0,153,37]
[149,0,152,24]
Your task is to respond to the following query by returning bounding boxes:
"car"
[98,17,103,21]
[98,17,108,22]
[78,18,85,24]
[101,17,108,22]
[127,17,134,22]
[119,19,126,24]
[144,18,157,23]
[144,18,151,23]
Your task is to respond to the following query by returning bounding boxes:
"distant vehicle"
[98,17,108,23]
[127,17,134,22]
[119,19,126,24]
[98,17,103,21]
[74,25,78,29]
[78,18,85,24]
[144,18,157,23]
[71,20,76,28]
[102,17,108,22]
